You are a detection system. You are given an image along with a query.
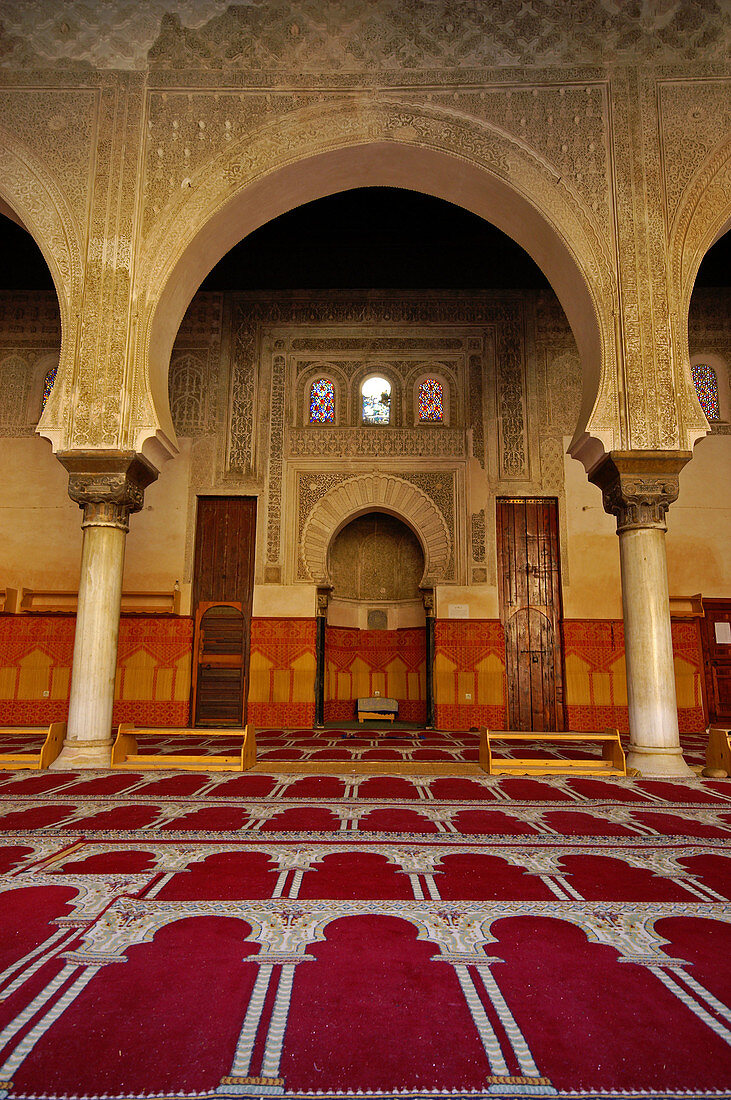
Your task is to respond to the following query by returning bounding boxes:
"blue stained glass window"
[362,376,391,424]
[41,363,58,411]
[309,378,335,422]
[692,363,720,420]
[418,378,444,421]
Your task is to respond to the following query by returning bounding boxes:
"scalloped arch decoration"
[301,474,451,587]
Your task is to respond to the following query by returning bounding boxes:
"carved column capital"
[316,586,332,618]
[588,451,691,533]
[58,451,158,532]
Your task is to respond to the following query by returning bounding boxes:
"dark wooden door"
[192,497,257,726]
[701,599,731,721]
[497,498,565,731]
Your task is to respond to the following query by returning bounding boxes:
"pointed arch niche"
[302,474,446,727]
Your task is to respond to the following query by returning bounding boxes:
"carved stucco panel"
[668,143,731,446]
[659,79,731,233]
[142,90,321,237]
[0,89,96,237]
[424,83,612,236]
[69,78,151,450]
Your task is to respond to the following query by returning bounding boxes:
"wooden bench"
[111,724,256,772]
[479,728,627,777]
[704,727,731,777]
[0,723,66,771]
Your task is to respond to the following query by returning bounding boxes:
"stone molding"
[301,473,451,587]
[58,451,158,531]
[589,450,692,533]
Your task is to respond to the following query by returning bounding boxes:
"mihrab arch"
[301,474,451,588]
[132,100,618,467]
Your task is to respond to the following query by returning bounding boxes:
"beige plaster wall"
[435,586,500,620]
[124,441,191,590]
[562,443,623,619]
[0,436,80,590]
[252,585,315,618]
[0,436,191,595]
[666,433,731,599]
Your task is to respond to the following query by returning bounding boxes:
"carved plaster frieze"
[588,450,691,533]
[1,0,728,71]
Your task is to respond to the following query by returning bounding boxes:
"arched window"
[309,378,335,423]
[418,378,444,422]
[41,362,58,411]
[692,363,720,420]
[362,376,391,424]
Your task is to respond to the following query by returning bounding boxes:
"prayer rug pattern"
[0,729,729,1099]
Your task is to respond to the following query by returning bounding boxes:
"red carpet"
[0,727,729,1098]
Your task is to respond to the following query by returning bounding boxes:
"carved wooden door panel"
[191,497,256,727]
[701,599,731,722]
[497,498,565,731]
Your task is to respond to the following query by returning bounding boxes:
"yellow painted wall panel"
[272,669,292,703]
[0,668,17,698]
[50,667,70,700]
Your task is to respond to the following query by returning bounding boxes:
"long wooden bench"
[479,728,628,777]
[0,723,66,771]
[111,724,256,772]
[704,727,731,777]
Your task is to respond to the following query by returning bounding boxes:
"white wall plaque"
[448,604,469,619]
[715,621,731,644]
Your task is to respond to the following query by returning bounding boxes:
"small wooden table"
[357,697,399,723]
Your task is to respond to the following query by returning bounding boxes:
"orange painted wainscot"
[433,618,705,733]
[0,614,706,734]
[323,626,427,725]
[248,617,317,728]
[0,614,193,726]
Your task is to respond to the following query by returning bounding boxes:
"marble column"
[421,588,435,729]
[314,587,331,729]
[51,453,157,770]
[590,451,693,777]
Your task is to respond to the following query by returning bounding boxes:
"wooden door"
[193,603,246,726]
[192,497,257,726]
[701,599,731,722]
[497,498,565,731]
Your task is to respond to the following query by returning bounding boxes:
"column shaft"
[52,451,158,771]
[589,451,693,777]
[618,525,688,774]
[52,508,128,769]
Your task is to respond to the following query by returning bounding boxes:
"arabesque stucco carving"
[0,1,723,465]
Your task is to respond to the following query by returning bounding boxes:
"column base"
[626,744,694,778]
[49,737,114,771]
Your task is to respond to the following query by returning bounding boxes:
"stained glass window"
[418,378,444,421]
[41,362,58,411]
[362,376,391,424]
[309,378,335,423]
[692,363,720,420]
